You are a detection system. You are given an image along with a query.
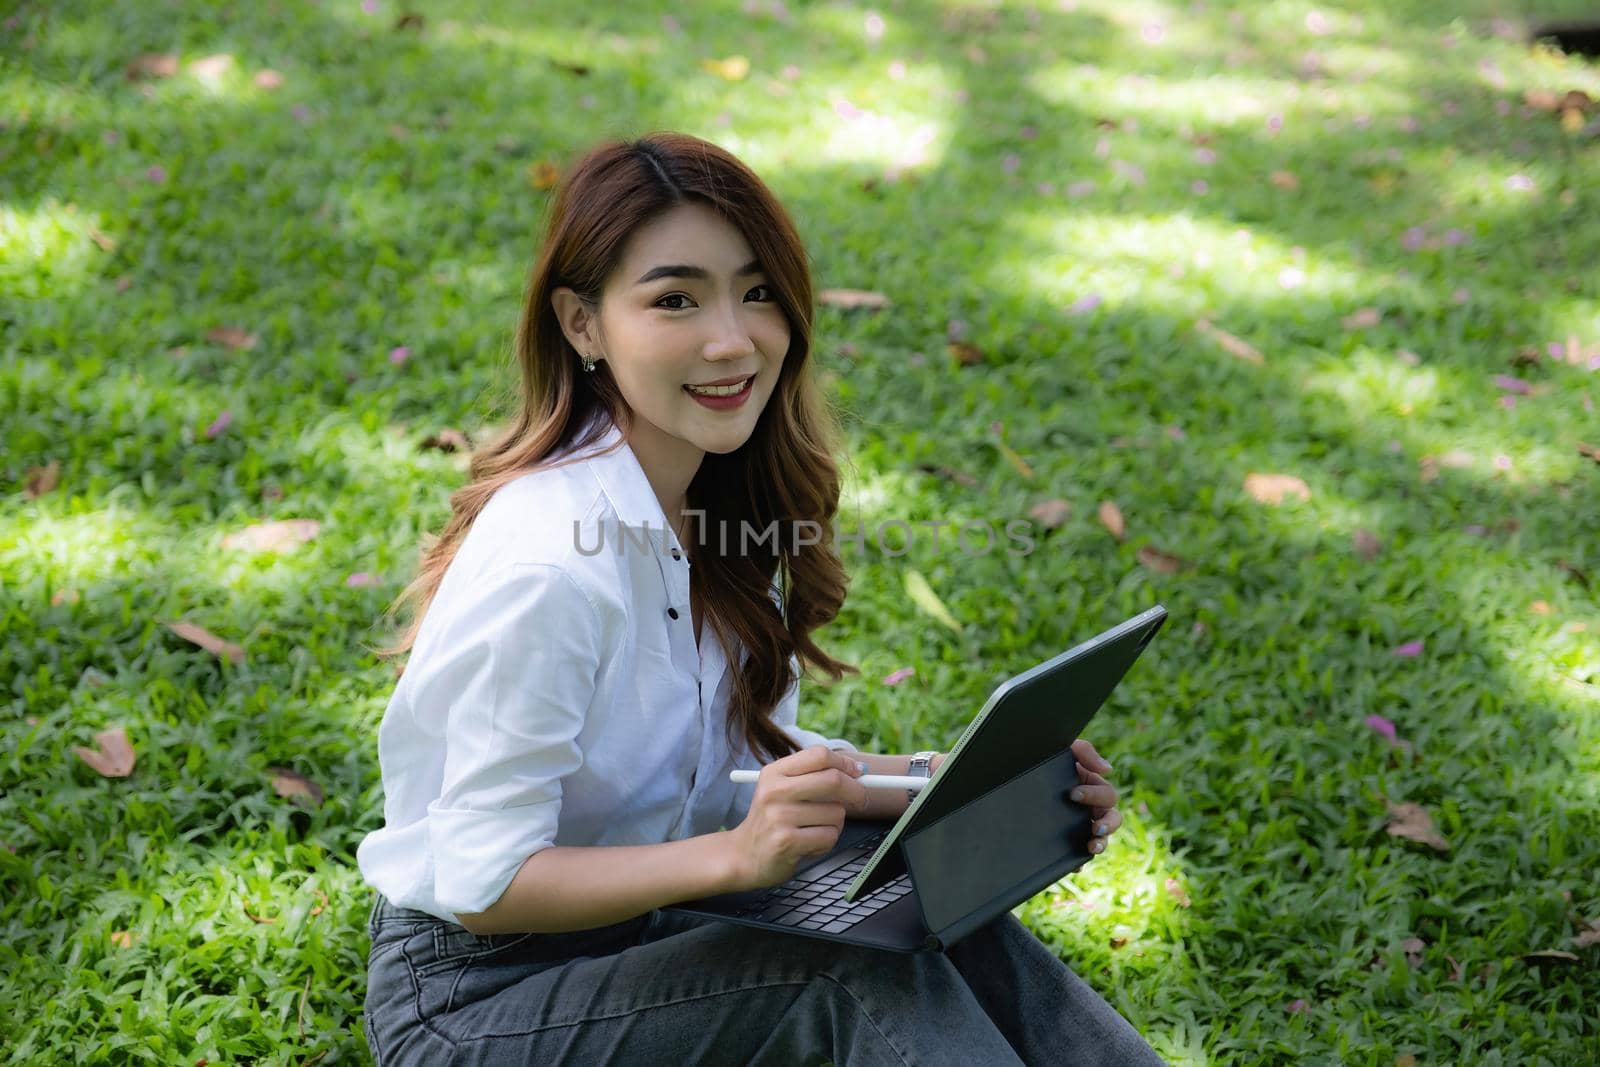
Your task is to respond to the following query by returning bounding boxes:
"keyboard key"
[822,919,854,933]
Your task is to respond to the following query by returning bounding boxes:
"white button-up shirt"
[355,410,858,923]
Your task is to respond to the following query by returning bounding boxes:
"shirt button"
[667,607,680,619]
[671,548,681,560]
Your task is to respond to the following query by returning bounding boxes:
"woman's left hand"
[926,739,1123,857]
[1069,738,1121,857]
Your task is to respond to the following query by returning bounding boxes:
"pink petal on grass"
[205,410,234,438]
[146,165,168,184]
[1494,375,1532,394]
[881,667,915,686]
[1066,293,1103,315]
[389,345,411,365]
[346,572,382,588]
[1501,395,1517,410]
[1392,640,1425,658]
[1364,714,1398,742]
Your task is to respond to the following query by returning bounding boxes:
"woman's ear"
[550,287,598,355]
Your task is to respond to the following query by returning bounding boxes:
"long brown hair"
[371,131,858,765]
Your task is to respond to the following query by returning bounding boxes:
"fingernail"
[1096,824,1109,836]
[856,762,868,775]
[1070,788,1085,801]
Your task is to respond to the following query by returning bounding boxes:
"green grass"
[4,0,1599,1062]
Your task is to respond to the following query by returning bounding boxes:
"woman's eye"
[655,286,775,311]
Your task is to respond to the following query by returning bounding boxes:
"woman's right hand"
[724,745,870,892]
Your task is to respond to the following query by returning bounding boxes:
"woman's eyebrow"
[633,259,764,286]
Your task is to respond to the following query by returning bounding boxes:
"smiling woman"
[354,131,1163,1066]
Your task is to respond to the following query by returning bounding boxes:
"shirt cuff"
[428,800,560,918]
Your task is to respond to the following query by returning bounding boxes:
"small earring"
[581,352,597,373]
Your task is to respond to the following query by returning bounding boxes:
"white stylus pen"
[728,769,932,792]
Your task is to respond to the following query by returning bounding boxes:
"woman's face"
[554,201,791,462]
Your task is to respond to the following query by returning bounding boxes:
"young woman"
[357,131,1162,1065]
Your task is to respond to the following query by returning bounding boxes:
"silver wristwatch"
[907,750,940,804]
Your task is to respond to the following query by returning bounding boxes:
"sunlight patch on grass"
[0,199,107,297]
[996,210,1382,314]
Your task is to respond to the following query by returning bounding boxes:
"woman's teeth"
[686,378,750,396]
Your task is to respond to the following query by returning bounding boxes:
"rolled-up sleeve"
[415,562,602,919]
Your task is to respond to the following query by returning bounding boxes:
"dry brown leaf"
[164,621,245,665]
[947,341,984,367]
[1401,936,1426,968]
[110,930,135,949]
[267,766,324,809]
[1194,318,1265,365]
[52,588,81,607]
[88,226,118,252]
[994,439,1035,480]
[206,325,258,350]
[1268,169,1300,190]
[1244,472,1312,506]
[1342,307,1382,329]
[1137,545,1186,575]
[1098,501,1126,541]
[916,464,978,488]
[25,460,60,499]
[1028,498,1071,528]
[1521,949,1579,967]
[254,69,284,90]
[244,904,277,924]
[1573,918,1600,949]
[221,519,322,553]
[527,160,561,190]
[73,726,137,778]
[187,54,234,86]
[1445,955,1464,981]
[420,428,473,453]
[1164,877,1191,907]
[1353,528,1381,560]
[1395,1056,1417,1067]
[1383,799,1451,852]
[1576,442,1600,464]
[818,289,891,310]
[124,53,179,80]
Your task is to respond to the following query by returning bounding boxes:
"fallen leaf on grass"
[915,463,977,488]
[1521,950,1579,967]
[110,930,135,949]
[527,161,561,190]
[164,621,245,664]
[1029,499,1070,528]
[24,460,60,498]
[206,326,258,350]
[1577,442,1600,464]
[244,904,277,924]
[1098,501,1126,541]
[700,55,750,81]
[267,767,324,808]
[1384,799,1451,852]
[1244,472,1311,505]
[1341,307,1382,330]
[1194,318,1265,365]
[1392,640,1424,657]
[204,410,234,439]
[881,667,915,686]
[124,53,179,80]
[420,428,472,453]
[221,519,321,553]
[1285,999,1308,1014]
[1445,955,1464,981]
[904,569,963,632]
[993,438,1035,480]
[1269,170,1299,190]
[1164,878,1191,907]
[947,341,984,367]
[1353,528,1381,559]
[1137,545,1186,575]
[73,726,136,778]
[1573,917,1600,949]
[819,289,890,309]
[1401,936,1426,968]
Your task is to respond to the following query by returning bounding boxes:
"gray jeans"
[363,893,1166,1065]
